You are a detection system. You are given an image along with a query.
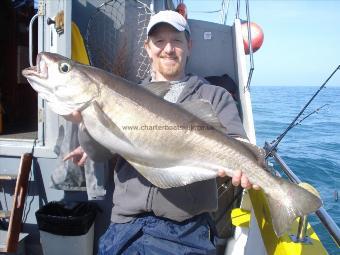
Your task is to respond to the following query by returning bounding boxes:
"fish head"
[22,52,99,115]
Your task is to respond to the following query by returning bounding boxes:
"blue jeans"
[98,213,216,255]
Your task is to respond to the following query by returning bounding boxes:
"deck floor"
[0,131,37,140]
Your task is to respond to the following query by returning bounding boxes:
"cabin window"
[0,2,38,140]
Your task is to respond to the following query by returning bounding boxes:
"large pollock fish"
[22,52,322,236]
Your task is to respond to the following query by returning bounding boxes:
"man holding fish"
[23,10,320,255]
[64,10,255,254]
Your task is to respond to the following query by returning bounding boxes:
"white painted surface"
[40,224,94,255]
[244,209,267,255]
[225,226,249,255]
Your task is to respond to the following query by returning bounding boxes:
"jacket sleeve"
[78,123,113,161]
[200,85,248,139]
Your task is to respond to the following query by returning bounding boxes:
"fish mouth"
[21,53,54,101]
[22,53,48,80]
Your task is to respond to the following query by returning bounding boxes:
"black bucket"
[35,201,99,236]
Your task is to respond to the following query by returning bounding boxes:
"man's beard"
[158,57,183,79]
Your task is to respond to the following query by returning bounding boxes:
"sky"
[185,0,340,86]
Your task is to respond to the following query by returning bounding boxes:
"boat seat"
[187,19,237,87]
[186,19,243,248]
[205,73,238,100]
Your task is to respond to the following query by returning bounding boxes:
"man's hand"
[218,169,260,190]
[62,111,82,124]
[64,146,87,167]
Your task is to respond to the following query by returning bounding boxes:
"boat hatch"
[0,3,38,140]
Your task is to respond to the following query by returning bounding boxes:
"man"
[65,10,258,255]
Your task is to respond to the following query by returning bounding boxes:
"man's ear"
[144,40,152,59]
[188,39,192,56]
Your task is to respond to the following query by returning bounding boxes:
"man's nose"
[164,42,174,53]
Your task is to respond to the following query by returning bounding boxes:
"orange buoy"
[176,3,188,19]
[241,22,264,54]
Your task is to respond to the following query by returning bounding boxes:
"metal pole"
[29,14,39,67]
[268,147,340,246]
[316,207,340,247]
[245,0,254,91]
[236,0,240,19]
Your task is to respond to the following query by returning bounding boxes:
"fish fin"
[235,139,267,167]
[91,101,132,145]
[127,160,218,189]
[265,177,322,236]
[144,81,171,97]
[179,100,228,133]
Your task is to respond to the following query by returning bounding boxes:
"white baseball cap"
[147,10,191,36]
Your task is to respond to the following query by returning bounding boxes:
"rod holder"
[290,216,312,244]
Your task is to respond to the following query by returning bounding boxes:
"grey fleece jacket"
[78,74,247,223]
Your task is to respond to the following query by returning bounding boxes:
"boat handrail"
[244,0,254,91]
[235,0,254,91]
[265,142,340,247]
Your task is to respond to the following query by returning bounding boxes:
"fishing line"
[292,104,328,127]
[265,65,340,159]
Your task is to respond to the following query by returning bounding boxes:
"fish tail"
[265,177,322,236]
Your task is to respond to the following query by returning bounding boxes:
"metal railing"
[265,142,340,247]
[235,0,254,91]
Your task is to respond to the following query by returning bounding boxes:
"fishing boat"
[0,0,339,254]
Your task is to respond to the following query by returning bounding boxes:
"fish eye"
[59,62,71,73]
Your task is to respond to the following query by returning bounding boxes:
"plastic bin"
[35,201,98,255]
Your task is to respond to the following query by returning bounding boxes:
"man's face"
[145,24,192,81]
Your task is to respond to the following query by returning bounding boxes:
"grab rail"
[265,142,340,247]
[236,0,254,91]
[29,14,39,67]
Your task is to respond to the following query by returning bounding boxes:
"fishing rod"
[269,103,328,146]
[265,65,340,159]
[293,104,328,127]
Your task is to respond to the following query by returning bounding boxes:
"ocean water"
[251,86,340,255]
